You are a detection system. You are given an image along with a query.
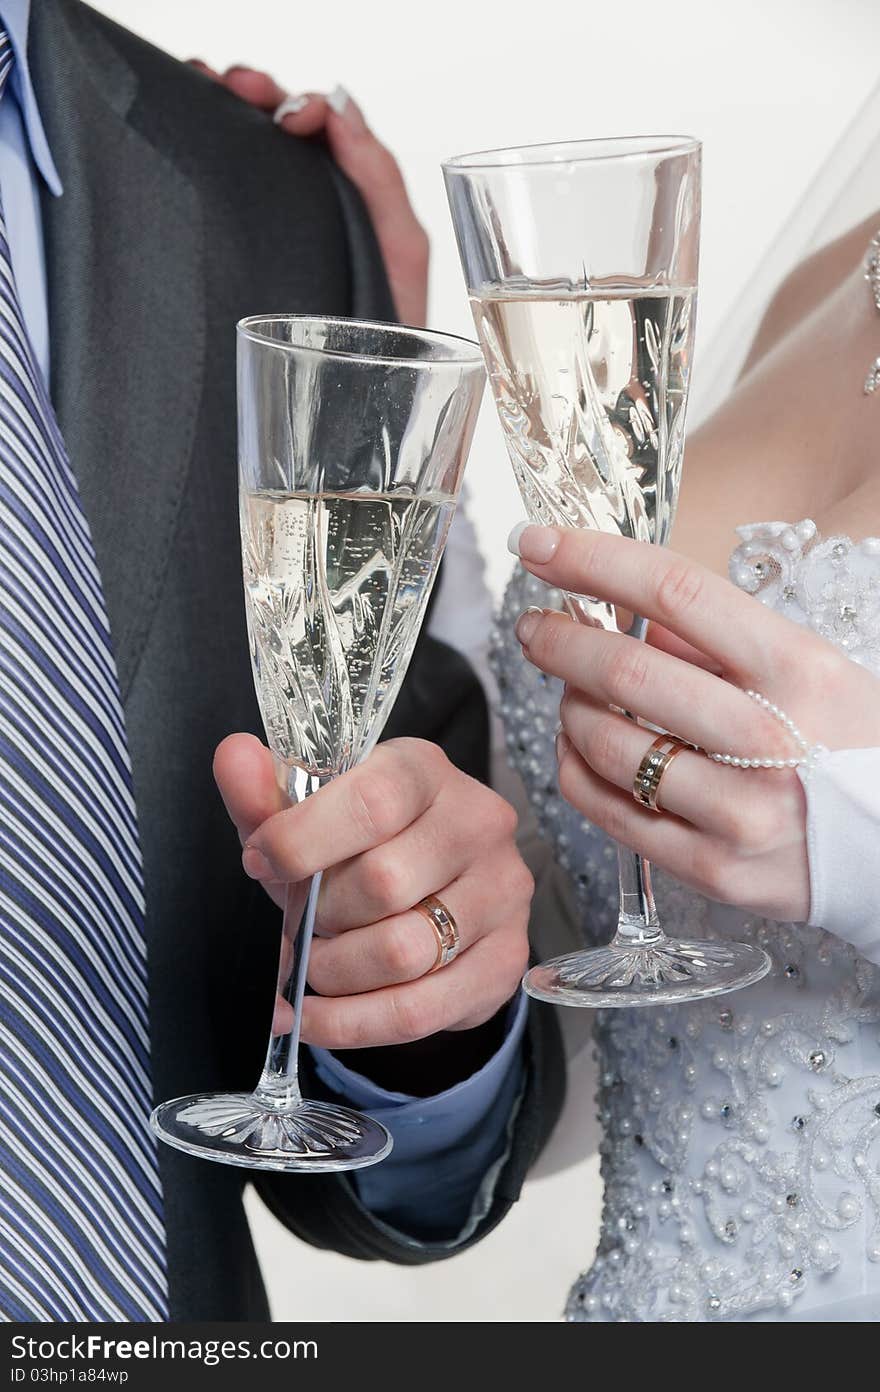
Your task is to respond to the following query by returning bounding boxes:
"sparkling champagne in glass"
[445,138,770,1007]
[151,316,485,1170]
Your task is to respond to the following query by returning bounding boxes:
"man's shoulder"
[80,1,336,191]
[54,2,393,324]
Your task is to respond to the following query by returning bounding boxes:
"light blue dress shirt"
[0,0,59,383]
[1,0,527,1237]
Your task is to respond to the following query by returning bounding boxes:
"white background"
[92,0,880,1321]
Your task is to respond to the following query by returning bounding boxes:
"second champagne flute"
[444,137,770,1007]
[151,316,485,1170]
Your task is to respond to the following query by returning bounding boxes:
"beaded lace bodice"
[494,521,880,1321]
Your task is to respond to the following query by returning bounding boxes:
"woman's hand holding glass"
[511,523,880,926]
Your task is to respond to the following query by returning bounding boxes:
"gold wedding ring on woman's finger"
[414,894,461,974]
[632,735,697,812]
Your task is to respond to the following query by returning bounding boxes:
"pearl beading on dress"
[494,520,880,1322]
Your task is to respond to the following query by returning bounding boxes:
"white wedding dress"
[494,520,880,1322]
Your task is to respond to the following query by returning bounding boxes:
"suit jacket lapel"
[31,0,205,700]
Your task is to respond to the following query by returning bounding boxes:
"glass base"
[150,1092,393,1172]
[523,938,771,1008]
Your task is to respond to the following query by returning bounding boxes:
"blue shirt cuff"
[309,990,528,1239]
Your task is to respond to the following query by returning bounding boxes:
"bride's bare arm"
[672,212,880,575]
[740,211,879,375]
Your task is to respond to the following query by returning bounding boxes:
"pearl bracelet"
[706,690,827,771]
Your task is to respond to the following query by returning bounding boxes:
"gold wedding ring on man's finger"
[414,894,461,974]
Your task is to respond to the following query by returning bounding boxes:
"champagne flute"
[444,138,770,1007]
[151,316,485,1169]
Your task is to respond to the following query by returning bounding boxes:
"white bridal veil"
[690,79,880,424]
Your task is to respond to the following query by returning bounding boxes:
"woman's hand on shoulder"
[189,61,429,327]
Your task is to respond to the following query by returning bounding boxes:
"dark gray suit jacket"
[26,0,565,1320]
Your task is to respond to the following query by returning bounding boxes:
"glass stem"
[252,767,328,1113]
[612,611,664,951]
[251,873,321,1112]
[614,840,663,947]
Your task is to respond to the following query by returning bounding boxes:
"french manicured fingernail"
[507,523,560,563]
[507,521,529,555]
[242,844,272,879]
[556,730,571,762]
[515,607,543,646]
[327,84,350,114]
[328,85,367,134]
[273,94,309,123]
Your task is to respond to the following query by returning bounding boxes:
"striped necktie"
[0,31,169,1320]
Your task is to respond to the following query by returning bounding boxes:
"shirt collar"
[0,0,62,195]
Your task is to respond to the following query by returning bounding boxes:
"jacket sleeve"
[253,989,564,1264]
